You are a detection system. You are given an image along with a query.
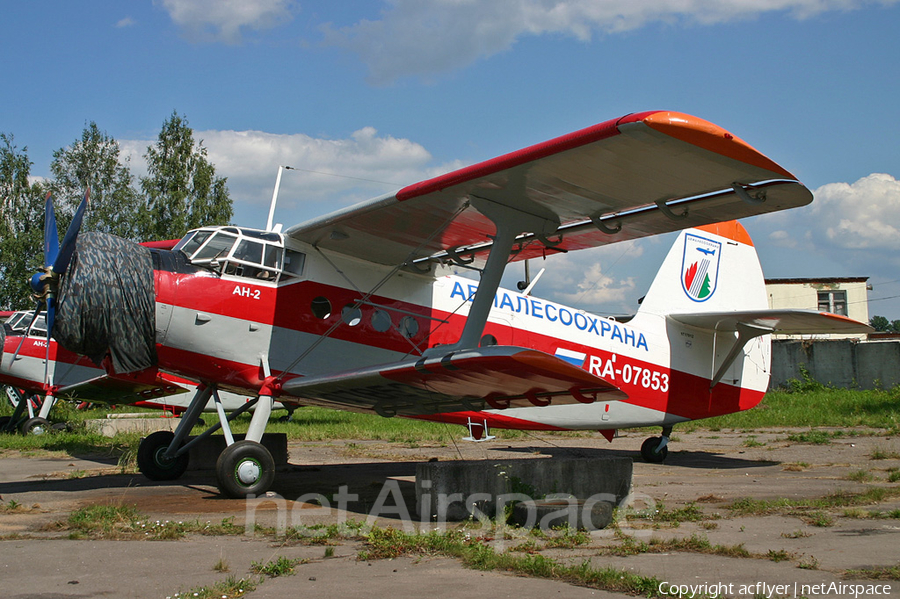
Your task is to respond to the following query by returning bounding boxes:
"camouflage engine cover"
[54,232,157,374]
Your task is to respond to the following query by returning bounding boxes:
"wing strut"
[710,322,772,389]
[425,197,559,356]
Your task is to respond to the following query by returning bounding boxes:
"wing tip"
[622,110,797,179]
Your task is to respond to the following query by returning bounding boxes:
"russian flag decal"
[555,348,586,368]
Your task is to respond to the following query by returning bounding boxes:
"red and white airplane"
[7,110,871,497]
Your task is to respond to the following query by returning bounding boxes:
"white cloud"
[809,173,900,250]
[157,0,295,43]
[530,239,650,315]
[119,127,465,227]
[115,17,136,28]
[321,0,899,83]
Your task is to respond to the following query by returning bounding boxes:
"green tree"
[48,122,144,240]
[870,315,889,332]
[0,133,45,310]
[140,111,232,240]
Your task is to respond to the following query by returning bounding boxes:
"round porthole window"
[399,316,419,338]
[342,304,362,326]
[311,296,332,319]
[371,309,391,332]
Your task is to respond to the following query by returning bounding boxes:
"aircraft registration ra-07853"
[3,110,872,498]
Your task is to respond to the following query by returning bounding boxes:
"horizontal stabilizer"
[669,309,873,335]
[280,346,626,417]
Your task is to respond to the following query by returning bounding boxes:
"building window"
[818,290,847,315]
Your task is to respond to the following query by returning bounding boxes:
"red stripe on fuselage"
[153,269,763,422]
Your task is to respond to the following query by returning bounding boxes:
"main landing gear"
[640,426,673,463]
[135,384,277,498]
[2,386,58,435]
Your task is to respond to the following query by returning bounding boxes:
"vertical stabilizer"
[637,221,767,317]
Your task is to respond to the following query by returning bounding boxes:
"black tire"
[215,440,275,498]
[51,422,71,433]
[641,436,668,463]
[20,417,51,436]
[137,430,189,481]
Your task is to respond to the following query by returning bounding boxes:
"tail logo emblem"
[681,233,721,302]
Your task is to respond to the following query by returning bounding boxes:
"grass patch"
[729,487,900,518]
[870,448,900,460]
[359,527,664,596]
[173,575,258,598]
[681,384,900,431]
[250,556,304,577]
[844,564,900,580]
[847,469,876,483]
[51,503,245,540]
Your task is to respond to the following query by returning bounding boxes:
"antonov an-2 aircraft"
[5,110,872,497]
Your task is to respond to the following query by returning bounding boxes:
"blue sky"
[3,0,900,318]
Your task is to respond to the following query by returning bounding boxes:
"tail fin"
[637,221,766,317]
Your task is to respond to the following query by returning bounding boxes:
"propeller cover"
[53,232,157,374]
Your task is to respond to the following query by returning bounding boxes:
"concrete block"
[511,498,614,530]
[85,417,177,437]
[416,456,631,522]
[185,434,289,470]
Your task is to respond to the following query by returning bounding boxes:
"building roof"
[765,277,869,285]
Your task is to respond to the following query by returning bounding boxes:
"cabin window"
[311,297,332,319]
[399,316,419,338]
[371,310,391,332]
[342,304,362,327]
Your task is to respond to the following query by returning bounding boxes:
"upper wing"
[285,111,812,270]
[669,310,874,334]
[279,346,625,417]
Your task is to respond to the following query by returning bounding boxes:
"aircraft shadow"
[494,445,779,469]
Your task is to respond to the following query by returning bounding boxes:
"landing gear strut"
[641,426,673,463]
[135,383,277,498]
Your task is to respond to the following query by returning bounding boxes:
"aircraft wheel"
[20,417,51,436]
[137,431,189,481]
[640,436,668,463]
[0,416,14,433]
[216,440,275,499]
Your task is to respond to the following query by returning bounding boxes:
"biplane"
[5,110,871,497]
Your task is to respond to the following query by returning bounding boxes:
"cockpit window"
[175,227,306,283]
[175,230,208,256]
[263,245,282,269]
[233,240,263,264]
[192,231,238,262]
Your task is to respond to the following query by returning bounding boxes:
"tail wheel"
[216,440,275,498]
[640,436,668,463]
[137,430,190,480]
[21,417,51,436]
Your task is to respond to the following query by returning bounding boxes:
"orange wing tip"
[628,111,796,180]
[695,220,754,247]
